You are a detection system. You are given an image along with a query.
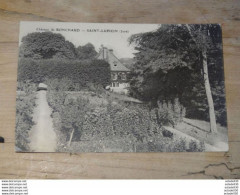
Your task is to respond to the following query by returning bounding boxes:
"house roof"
[97,46,130,72]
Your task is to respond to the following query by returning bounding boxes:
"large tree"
[185,24,223,133]
[129,24,225,133]
[19,32,77,59]
[76,43,97,60]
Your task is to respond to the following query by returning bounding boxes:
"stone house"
[97,45,131,94]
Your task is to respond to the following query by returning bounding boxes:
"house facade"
[97,45,131,94]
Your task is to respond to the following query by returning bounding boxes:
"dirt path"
[29,90,57,152]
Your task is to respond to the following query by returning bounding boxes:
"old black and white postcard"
[16,22,228,152]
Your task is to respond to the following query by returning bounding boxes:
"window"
[112,73,117,80]
[121,73,126,80]
[112,82,119,87]
[117,73,121,80]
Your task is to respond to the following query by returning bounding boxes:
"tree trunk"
[185,24,218,134]
[202,49,217,133]
[68,129,75,147]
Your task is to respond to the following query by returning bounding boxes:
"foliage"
[188,140,205,152]
[46,89,203,152]
[86,82,105,95]
[15,84,36,151]
[76,43,97,60]
[151,98,186,127]
[166,138,187,152]
[162,129,173,138]
[45,78,75,91]
[61,97,91,142]
[19,32,77,59]
[165,138,205,152]
[47,91,66,113]
[18,58,111,89]
[17,80,37,93]
[129,24,227,126]
[19,32,99,61]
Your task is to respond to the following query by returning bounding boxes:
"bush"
[162,129,173,138]
[188,140,205,152]
[15,92,36,151]
[46,91,204,152]
[165,138,205,152]
[46,90,162,149]
[153,98,186,127]
[17,80,37,93]
[166,138,187,152]
[18,58,111,89]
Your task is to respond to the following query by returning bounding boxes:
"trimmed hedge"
[18,58,111,88]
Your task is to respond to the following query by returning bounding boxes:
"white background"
[24,180,227,195]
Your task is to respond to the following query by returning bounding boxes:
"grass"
[175,118,228,150]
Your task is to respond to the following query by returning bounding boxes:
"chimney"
[103,47,108,59]
[100,45,106,59]
[109,49,113,53]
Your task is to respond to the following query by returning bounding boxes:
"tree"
[76,43,97,59]
[20,32,77,59]
[129,24,201,103]
[186,24,220,133]
[129,24,225,133]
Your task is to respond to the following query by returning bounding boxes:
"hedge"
[18,58,111,89]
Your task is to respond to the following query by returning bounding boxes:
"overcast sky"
[19,22,159,58]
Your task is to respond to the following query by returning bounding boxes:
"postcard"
[16,22,228,152]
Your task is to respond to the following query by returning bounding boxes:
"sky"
[19,22,159,58]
